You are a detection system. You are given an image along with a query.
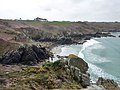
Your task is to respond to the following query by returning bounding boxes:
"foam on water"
[58,44,82,56]
[59,46,78,56]
[77,38,120,84]
[79,38,120,84]
[78,39,100,59]
[83,44,111,63]
[51,37,120,85]
[88,63,120,84]
[51,44,82,62]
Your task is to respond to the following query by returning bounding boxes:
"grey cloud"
[44,8,52,11]
[0,0,120,21]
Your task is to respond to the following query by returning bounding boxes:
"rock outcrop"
[96,77,120,90]
[68,54,88,73]
[66,54,90,88]
[0,45,50,65]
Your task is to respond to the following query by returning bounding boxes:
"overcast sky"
[0,0,120,21]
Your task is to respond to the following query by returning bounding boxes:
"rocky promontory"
[0,53,90,89]
[0,19,120,90]
[0,53,119,90]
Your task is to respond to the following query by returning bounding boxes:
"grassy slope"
[0,61,82,90]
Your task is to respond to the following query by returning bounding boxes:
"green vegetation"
[68,54,78,59]
[48,21,72,25]
[0,61,82,89]
[23,20,72,26]
[26,20,47,25]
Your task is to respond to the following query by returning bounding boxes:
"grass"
[48,21,72,25]
[25,20,48,25]
[23,20,72,26]
[68,54,79,59]
[0,60,83,89]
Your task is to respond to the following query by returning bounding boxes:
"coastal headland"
[0,19,120,90]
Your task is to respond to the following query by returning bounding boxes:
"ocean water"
[78,37,120,84]
[57,34,120,85]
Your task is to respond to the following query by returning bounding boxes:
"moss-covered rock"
[68,54,88,74]
[68,54,78,59]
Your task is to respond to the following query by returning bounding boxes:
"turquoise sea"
[58,33,120,85]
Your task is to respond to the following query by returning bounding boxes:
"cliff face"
[0,45,50,65]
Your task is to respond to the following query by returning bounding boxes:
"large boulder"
[0,45,50,65]
[68,54,89,74]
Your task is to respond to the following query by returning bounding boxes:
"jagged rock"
[0,45,50,65]
[56,37,76,44]
[1,50,22,64]
[81,73,90,88]
[68,66,90,88]
[31,45,50,59]
[74,67,81,81]
[96,77,120,90]
[21,46,38,65]
[82,85,106,90]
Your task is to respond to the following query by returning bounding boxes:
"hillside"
[0,19,120,54]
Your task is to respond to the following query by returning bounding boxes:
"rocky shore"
[0,20,120,89]
[0,51,120,90]
[0,41,120,90]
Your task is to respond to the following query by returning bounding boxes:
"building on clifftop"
[34,17,48,21]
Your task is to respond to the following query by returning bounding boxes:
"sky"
[0,0,120,21]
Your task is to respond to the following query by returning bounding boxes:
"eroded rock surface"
[66,54,90,88]
[0,45,50,65]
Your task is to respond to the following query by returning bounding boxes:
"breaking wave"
[78,39,100,59]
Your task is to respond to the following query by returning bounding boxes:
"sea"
[55,32,120,85]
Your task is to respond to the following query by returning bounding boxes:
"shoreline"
[0,19,120,89]
[50,35,120,86]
